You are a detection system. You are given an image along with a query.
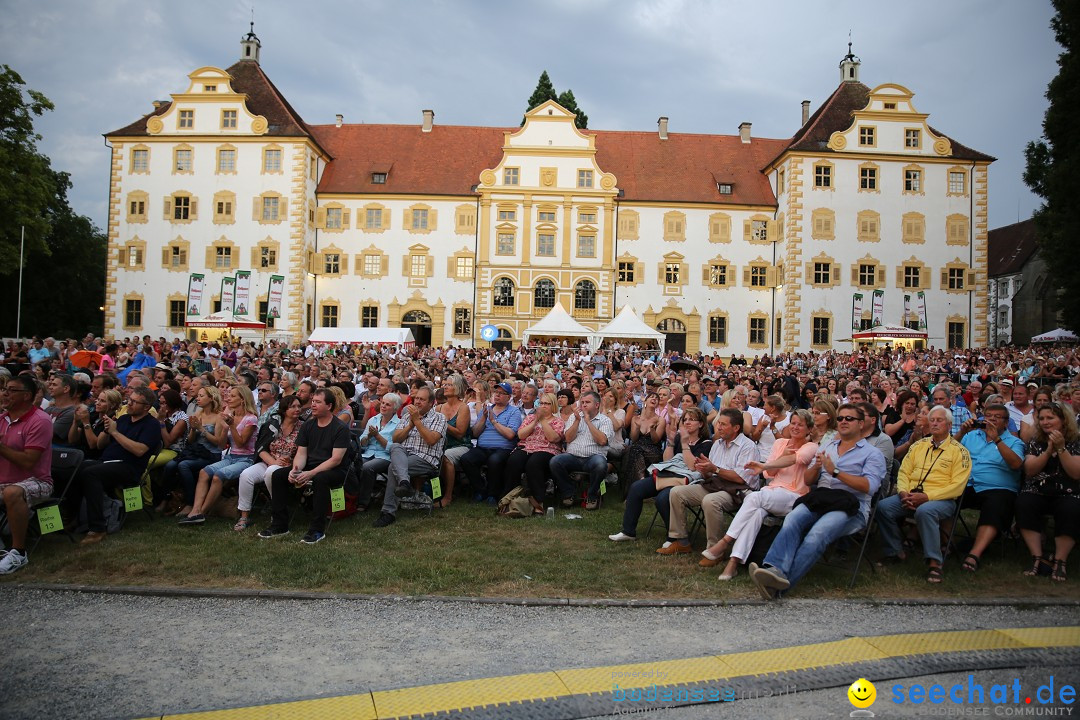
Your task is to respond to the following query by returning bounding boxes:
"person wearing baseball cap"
[460,381,522,503]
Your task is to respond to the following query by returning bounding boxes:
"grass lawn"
[8,499,1080,601]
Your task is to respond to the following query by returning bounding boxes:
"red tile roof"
[988,218,1038,277]
[312,123,788,206]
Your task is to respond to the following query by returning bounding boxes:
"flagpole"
[16,226,25,337]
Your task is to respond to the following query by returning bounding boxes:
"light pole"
[15,226,24,338]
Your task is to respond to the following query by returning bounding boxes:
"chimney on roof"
[657,117,669,140]
[739,122,752,144]
[335,114,343,128]
[240,21,261,63]
[801,100,811,126]
[422,109,434,133]
[152,100,164,110]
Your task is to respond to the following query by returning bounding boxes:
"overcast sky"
[2,0,1058,233]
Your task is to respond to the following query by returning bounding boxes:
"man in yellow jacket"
[877,405,970,583]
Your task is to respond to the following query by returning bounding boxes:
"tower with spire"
[839,40,860,82]
[241,21,261,63]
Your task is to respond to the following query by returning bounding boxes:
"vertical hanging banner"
[234,270,251,317]
[904,294,911,325]
[871,289,885,327]
[851,293,864,331]
[266,274,285,324]
[220,276,236,316]
[186,274,205,319]
[916,291,929,330]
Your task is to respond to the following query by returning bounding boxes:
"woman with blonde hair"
[503,392,564,514]
[167,385,226,518]
[73,389,124,460]
[808,399,838,447]
[328,385,354,426]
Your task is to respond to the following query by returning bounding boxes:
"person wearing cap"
[460,382,522,503]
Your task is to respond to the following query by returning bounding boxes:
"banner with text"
[871,289,885,327]
[852,293,864,331]
[266,274,285,324]
[234,270,251,318]
[220,276,236,316]
[916,291,928,330]
[186,274,205,318]
[904,293,911,324]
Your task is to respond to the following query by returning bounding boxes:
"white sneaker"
[608,532,636,542]
[0,549,28,575]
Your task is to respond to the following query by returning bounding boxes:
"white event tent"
[307,327,415,350]
[1031,327,1079,343]
[521,303,596,346]
[592,306,666,353]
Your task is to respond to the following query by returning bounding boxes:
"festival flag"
[851,293,864,331]
[234,270,251,318]
[220,276,236,315]
[871,289,885,327]
[266,274,285,325]
[915,291,929,330]
[186,274,205,318]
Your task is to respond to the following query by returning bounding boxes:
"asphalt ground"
[0,587,1077,720]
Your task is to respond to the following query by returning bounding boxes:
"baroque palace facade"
[104,30,992,354]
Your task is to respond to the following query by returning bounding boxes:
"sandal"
[1023,555,1053,577]
[927,565,944,584]
[233,517,252,532]
[961,553,980,572]
[1051,559,1067,583]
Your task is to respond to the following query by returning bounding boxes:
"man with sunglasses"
[0,377,54,573]
[876,405,970,583]
[750,403,886,599]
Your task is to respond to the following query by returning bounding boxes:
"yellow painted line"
[157,626,1080,719]
[371,672,567,719]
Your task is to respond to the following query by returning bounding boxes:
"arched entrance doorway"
[657,318,686,354]
[492,328,513,352]
[402,310,432,347]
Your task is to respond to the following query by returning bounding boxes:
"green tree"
[525,71,558,114]
[557,89,588,129]
[0,65,106,336]
[1024,0,1080,330]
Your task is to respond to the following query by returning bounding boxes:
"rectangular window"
[498,209,517,221]
[949,171,966,194]
[221,110,237,129]
[362,208,381,229]
[905,169,922,193]
[411,209,428,230]
[860,166,877,190]
[709,316,727,345]
[124,299,142,327]
[577,169,594,188]
[215,246,232,269]
[262,196,280,222]
[264,148,282,173]
[325,207,342,229]
[537,210,556,223]
[132,149,149,173]
[536,233,556,256]
[717,183,732,195]
[859,264,876,287]
[577,235,595,257]
[813,262,831,285]
[217,149,235,173]
[496,233,515,255]
[173,195,190,220]
[751,220,768,242]
[904,266,921,289]
[948,267,966,290]
[749,317,766,345]
[363,254,381,276]
[410,254,427,277]
[130,199,145,217]
[454,307,471,336]
[321,305,339,328]
[905,129,921,148]
[617,261,635,283]
[259,246,276,269]
[361,306,379,328]
[169,300,185,328]
[664,262,681,285]
[175,149,192,172]
[259,300,274,328]
[455,255,474,279]
[169,245,186,268]
[812,317,831,346]
[503,168,519,185]
[709,264,727,286]
[216,199,233,219]
[324,253,341,275]
[775,317,783,346]
[814,165,832,188]
[371,172,387,184]
[178,110,194,129]
[127,246,142,267]
[578,211,597,223]
[750,265,768,287]
[859,127,875,146]
[948,322,965,349]
[999,309,1009,326]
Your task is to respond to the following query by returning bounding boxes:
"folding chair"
[25,448,84,554]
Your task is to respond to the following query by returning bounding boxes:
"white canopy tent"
[1031,327,1079,343]
[185,311,267,330]
[591,306,666,353]
[521,303,596,346]
[308,327,415,350]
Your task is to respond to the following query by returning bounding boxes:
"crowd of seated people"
[0,334,1078,593]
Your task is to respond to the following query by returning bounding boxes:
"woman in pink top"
[503,393,564,515]
[701,409,818,580]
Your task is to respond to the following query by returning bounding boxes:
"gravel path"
[0,588,1076,719]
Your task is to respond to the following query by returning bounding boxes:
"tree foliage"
[523,71,588,129]
[0,65,106,337]
[1024,0,1080,330]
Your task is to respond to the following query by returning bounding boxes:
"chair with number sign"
[24,448,84,554]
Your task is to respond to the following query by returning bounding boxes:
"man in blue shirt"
[750,403,886,600]
[460,382,522,502]
[955,403,1024,571]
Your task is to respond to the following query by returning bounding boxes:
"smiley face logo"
[847,678,876,709]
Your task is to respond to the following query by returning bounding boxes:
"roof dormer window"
[372,172,387,184]
[204,84,218,92]
[717,183,733,195]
